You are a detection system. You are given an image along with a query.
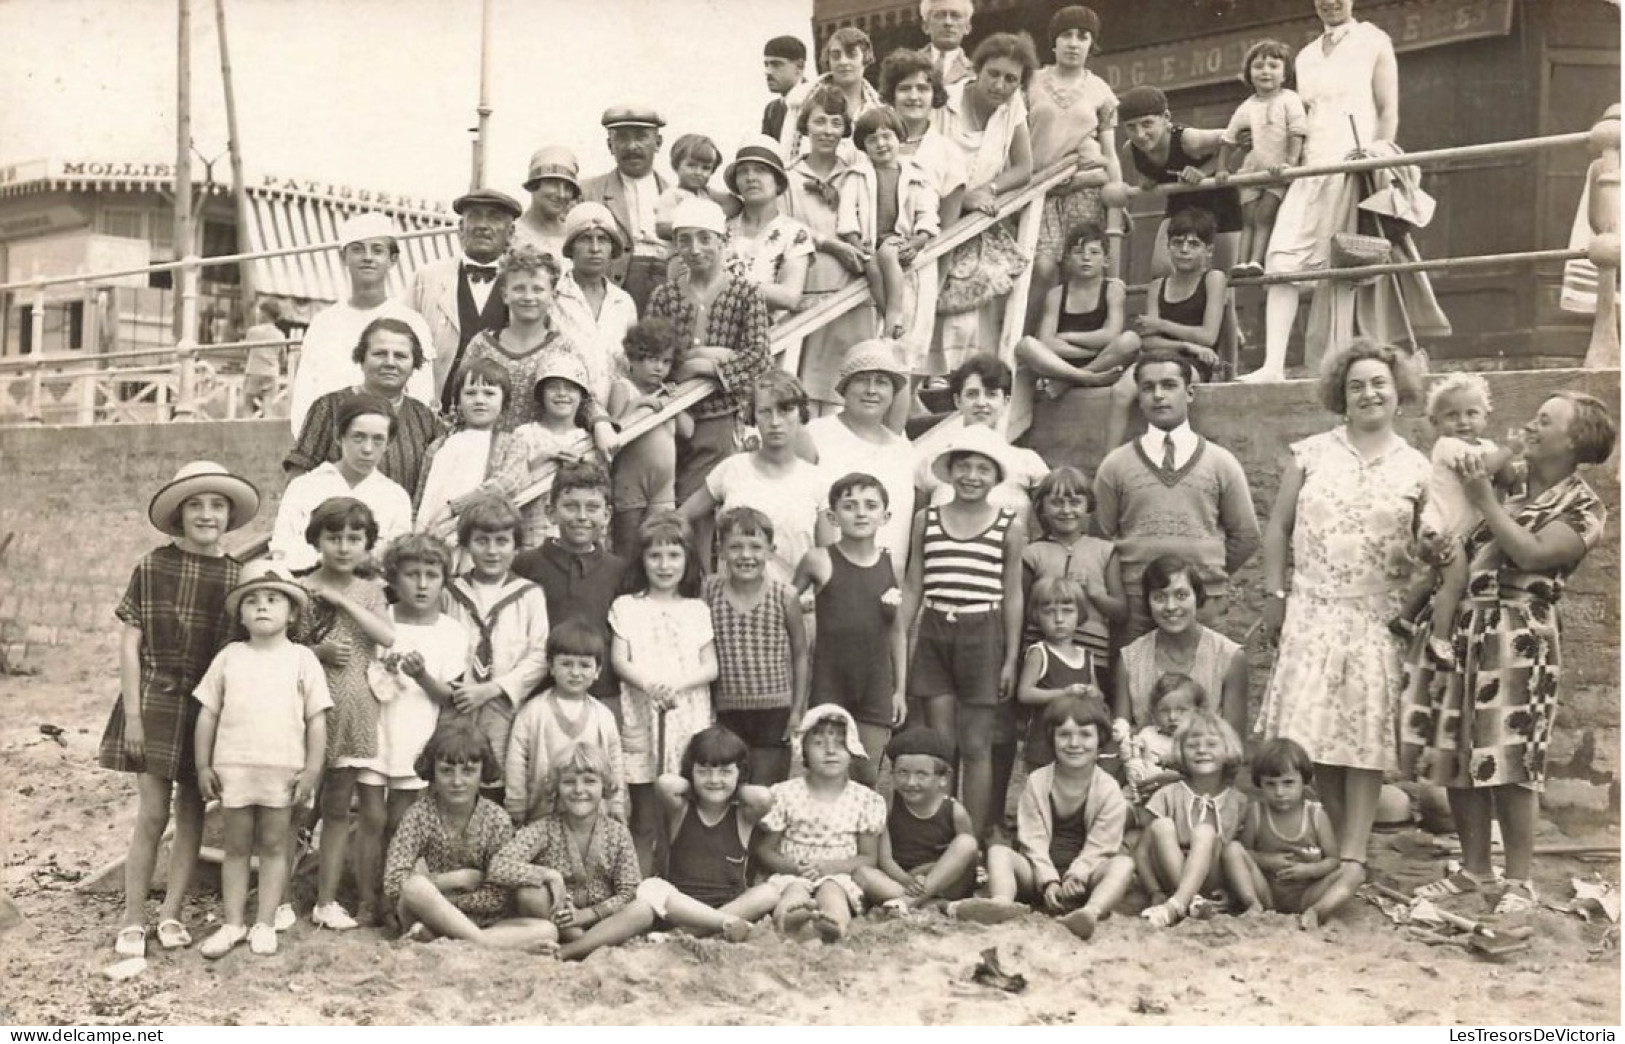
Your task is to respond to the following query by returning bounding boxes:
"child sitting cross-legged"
[1222,737,1343,929]
[755,706,886,944]
[1134,708,1249,928]
[488,742,642,946]
[385,720,559,953]
[853,726,978,916]
[555,725,785,960]
[504,618,628,826]
[952,695,1135,942]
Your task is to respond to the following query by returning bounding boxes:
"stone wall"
[1025,367,1620,822]
[0,370,1617,818]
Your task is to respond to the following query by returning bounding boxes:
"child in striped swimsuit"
[902,424,1027,842]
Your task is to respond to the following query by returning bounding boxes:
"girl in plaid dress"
[99,461,260,957]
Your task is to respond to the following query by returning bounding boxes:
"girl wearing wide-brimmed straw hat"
[97,460,261,958]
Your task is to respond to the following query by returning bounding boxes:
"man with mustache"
[579,106,671,313]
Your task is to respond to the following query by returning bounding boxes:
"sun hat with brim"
[562,202,627,259]
[523,145,581,193]
[794,704,869,760]
[669,197,729,236]
[835,338,909,395]
[724,135,790,196]
[225,558,309,618]
[337,211,399,250]
[930,422,1010,485]
[147,460,261,537]
[533,351,592,399]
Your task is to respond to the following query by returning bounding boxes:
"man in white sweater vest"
[1092,349,1261,640]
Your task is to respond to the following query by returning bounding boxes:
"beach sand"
[1,635,1618,1026]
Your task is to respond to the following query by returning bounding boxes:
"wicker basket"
[1330,230,1392,285]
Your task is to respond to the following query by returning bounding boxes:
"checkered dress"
[644,276,771,420]
[98,545,241,782]
[703,575,794,712]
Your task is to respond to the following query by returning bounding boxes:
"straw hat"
[147,460,260,537]
[929,423,1010,485]
[523,145,581,193]
[533,351,592,398]
[834,338,909,394]
[225,558,309,618]
[724,135,790,196]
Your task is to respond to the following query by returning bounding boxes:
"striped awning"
[242,190,458,302]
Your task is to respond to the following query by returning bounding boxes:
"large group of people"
[97,0,1615,967]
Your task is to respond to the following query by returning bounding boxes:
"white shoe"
[272,904,297,932]
[1236,367,1286,384]
[310,902,359,930]
[200,923,247,959]
[248,923,278,956]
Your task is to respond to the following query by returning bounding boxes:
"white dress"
[1264,21,1394,276]
[609,594,715,784]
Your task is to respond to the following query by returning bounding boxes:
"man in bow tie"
[402,187,522,410]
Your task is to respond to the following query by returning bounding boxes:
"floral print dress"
[1398,474,1606,790]
[1255,428,1429,771]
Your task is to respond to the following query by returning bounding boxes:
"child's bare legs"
[353,782,387,922]
[1249,194,1280,269]
[315,767,359,912]
[774,880,817,934]
[1141,820,1220,925]
[1297,870,1344,929]
[1236,203,1257,274]
[1309,763,1380,922]
[850,722,891,788]
[628,783,659,875]
[218,807,256,928]
[983,844,1030,903]
[1103,367,1140,450]
[861,255,890,334]
[1222,841,1270,913]
[253,807,294,927]
[557,897,658,960]
[399,876,558,952]
[920,836,980,900]
[876,239,908,338]
[1426,545,1469,659]
[810,879,852,942]
[954,705,996,843]
[122,774,206,933]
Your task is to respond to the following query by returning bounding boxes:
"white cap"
[337,211,400,249]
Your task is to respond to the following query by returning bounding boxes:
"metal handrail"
[0,337,294,372]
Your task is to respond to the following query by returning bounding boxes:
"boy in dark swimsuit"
[1116,85,1241,277]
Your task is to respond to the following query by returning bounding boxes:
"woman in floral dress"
[1399,391,1615,914]
[1255,339,1430,919]
[724,137,813,321]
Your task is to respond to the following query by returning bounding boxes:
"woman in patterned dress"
[1399,392,1615,914]
[1255,339,1430,918]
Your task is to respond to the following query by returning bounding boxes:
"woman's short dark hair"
[305,495,379,551]
[1318,339,1427,415]
[1551,391,1619,466]
[878,48,948,110]
[351,316,425,369]
[972,32,1040,89]
[797,83,855,138]
[822,26,874,68]
[948,353,1012,397]
[1141,553,1207,620]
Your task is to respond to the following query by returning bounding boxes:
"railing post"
[1585,104,1621,369]
[171,256,201,420]
[23,283,46,424]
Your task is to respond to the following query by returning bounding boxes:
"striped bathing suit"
[921,506,1015,615]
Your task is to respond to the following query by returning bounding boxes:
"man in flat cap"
[287,211,436,433]
[919,0,975,86]
[401,187,521,410]
[579,106,671,312]
[761,35,812,156]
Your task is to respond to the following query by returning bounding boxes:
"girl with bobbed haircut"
[455,491,524,550]
[412,718,503,787]
[1317,339,1426,415]
[304,495,380,552]
[971,32,1041,89]
[879,48,948,109]
[381,531,454,578]
[796,83,854,138]
[679,724,750,781]
[1164,709,1245,784]
[946,352,1013,397]
[351,316,426,369]
[1551,390,1618,465]
[548,741,620,803]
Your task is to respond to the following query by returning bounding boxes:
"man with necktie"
[579,106,671,314]
[1091,349,1260,640]
[918,0,975,87]
[401,187,522,410]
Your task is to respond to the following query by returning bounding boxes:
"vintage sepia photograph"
[0,0,1619,1028]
